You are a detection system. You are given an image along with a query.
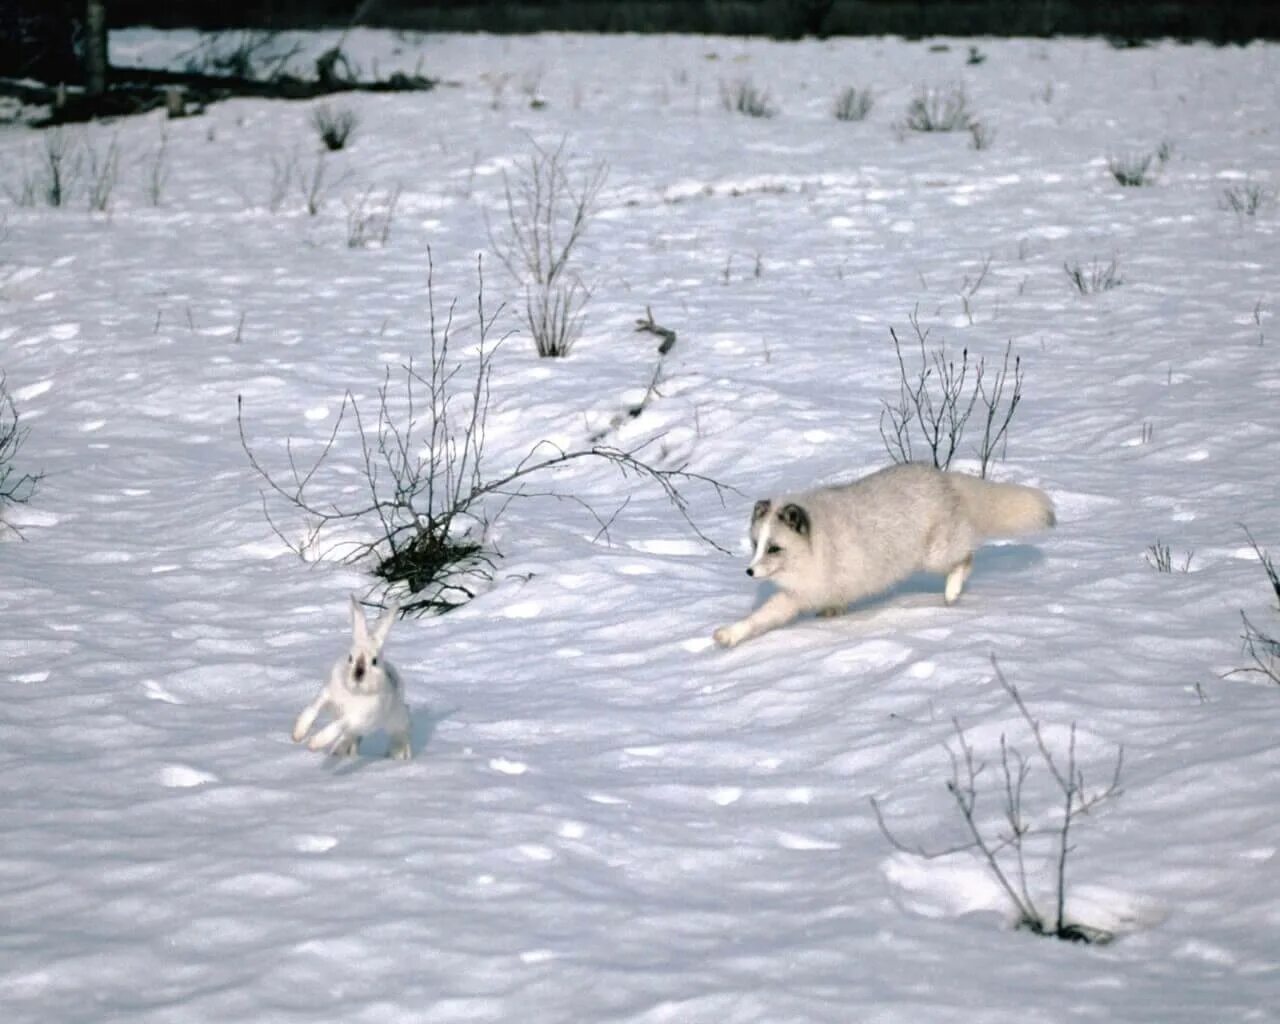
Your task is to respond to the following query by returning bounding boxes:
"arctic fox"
[712,463,1055,648]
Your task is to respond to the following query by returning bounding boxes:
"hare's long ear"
[350,594,370,646]
[371,600,400,650]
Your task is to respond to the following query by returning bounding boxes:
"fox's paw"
[713,626,738,648]
[290,722,308,743]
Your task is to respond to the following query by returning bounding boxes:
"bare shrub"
[0,374,43,531]
[312,103,359,152]
[1234,528,1280,686]
[968,120,996,150]
[900,83,974,133]
[1064,258,1122,294]
[1145,541,1193,573]
[873,657,1124,944]
[238,253,729,614]
[145,128,169,206]
[833,86,874,122]
[489,139,607,358]
[1107,152,1156,187]
[1220,182,1271,218]
[40,128,77,207]
[84,133,119,213]
[878,308,1023,477]
[345,184,401,248]
[719,78,777,118]
[298,154,332,216]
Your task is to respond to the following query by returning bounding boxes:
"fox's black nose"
[745,567,755,577]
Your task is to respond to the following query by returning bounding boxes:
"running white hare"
[292,595,412,759]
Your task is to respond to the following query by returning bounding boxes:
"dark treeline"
[101,0,1280,41]
[4,0,1278,85]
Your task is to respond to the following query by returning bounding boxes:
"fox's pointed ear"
[752,499,772,523]
[371,600,400,648]
[779,502,810,537]
[350,594,370,645]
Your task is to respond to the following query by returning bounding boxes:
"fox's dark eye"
[347,654,352,663]
[767,544,782,555]
[371,656,378,667]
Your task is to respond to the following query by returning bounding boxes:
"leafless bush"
[968,120,996,151]
[1234,527,1280,686]
[345,184,401,248]
[833,86,874,122]
[878,308,1023,477]
[312,103,359,152]
[298,154,333,216]
[872,657,1124,944]
[489,139,607,357]
[1107,152,1156,187]
[238,253,729,614]
[1064,258,1122,294]
[525,276,587,358]
[900,83,974,133]
[0,374,43,530]
[1145,541,1193,573]
[720,78,777,118]
[84,133,120,213]
[1220,182,1271,218]
[145,128,169,206]
[40,128,77,207]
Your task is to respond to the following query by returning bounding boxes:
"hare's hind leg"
[387,705,412,760]
[944,554,974,605]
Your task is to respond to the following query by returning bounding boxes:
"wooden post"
[84,0,108,98]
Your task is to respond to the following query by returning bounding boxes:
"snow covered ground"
[2,29,1278,1023]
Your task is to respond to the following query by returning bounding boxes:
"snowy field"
[2,29,1279,1023]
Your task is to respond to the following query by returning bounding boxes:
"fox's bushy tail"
[948,473,1056,537]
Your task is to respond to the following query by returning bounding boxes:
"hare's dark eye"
[347,654,352,663]
[371,656,379,667]
[767,544,782,555]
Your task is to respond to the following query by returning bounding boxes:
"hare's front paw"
[330,736,358,757]
[713,625,738,649]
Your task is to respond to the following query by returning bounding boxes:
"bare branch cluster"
[1064,257,1122,294]
[833,86,874,122]
[312,103,360,152]
[0,374,43,530]
[878,308,1023,477]
[238,252,730,614]
[899,83,975,133]
[872,657,1124,944]
[489,138,607,357]
[345,183,401,248]
[1235,527,1280,685]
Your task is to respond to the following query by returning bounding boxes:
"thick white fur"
[713,463,1055,648]
[292,595,411,759]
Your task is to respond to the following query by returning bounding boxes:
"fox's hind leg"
[944,554,974,605]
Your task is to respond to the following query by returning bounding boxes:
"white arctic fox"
[292,595,412,759]
[713,463,1055,648]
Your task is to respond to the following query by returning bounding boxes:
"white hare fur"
[292,595,411,759]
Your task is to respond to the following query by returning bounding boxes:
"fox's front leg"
[714,592,802,648]
[292,690,330,743]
